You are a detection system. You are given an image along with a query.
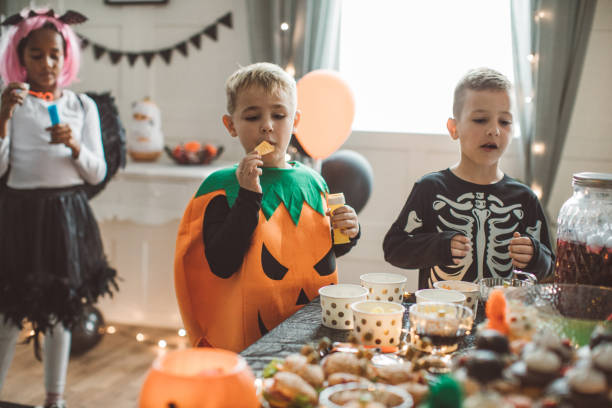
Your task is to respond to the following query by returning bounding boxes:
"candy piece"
[327,193,350,244]
[486,289,509,335]
[255,140,274,155]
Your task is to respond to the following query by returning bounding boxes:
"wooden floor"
[1,324,188,408]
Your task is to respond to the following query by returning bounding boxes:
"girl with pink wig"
[0,9,117,408]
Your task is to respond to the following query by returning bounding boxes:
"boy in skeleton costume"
[383,68,554,289]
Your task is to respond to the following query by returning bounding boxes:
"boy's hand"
[327,204,359,239]
[450,234,471,264]
[236,151,263,194]
[47,124,80,158]
[508,232,534,269]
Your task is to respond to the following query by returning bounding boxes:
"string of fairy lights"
[103,325,190,351]
[24,325,190,352]
[525,7,549,200]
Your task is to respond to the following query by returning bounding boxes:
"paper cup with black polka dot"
[319,284,368,330]
[433,280,480,317]
[360,273,407,304]
[350,300,405,347]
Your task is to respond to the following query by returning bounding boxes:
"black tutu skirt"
[0,185,118,336]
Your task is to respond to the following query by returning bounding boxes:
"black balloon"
[70,305,105,356]
[321,150,374,214]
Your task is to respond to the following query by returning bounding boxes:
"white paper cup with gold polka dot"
[360,273,407,303]
[351,300,405,347]
[433,280,480,316]
[319,284,368,330]
[415,288,466,305]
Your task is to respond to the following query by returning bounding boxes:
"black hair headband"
[1,9,87,26]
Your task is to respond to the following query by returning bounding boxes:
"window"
[339,0,514,135]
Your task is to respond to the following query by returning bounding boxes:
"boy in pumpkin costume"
[175,63,360,352]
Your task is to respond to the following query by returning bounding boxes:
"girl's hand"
[46,124,81,158]
[327,204,360,239]
[450,234,471,264]
[0,82,28,121]
[236,151,263,194]
[508,231,534,269]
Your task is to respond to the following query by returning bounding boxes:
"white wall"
[6,0,252,160]
[5,0,611,320]
[338,0,612,292]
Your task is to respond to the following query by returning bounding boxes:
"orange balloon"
[296,70,355,159]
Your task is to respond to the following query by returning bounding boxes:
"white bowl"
[319,382,414,408]
[415,288,466,305]
[351,300,405,347]
[319,284,368,329]
[360,273,407,303]
[433,280,479,315]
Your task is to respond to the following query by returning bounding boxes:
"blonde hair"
[225,62,297,114]
[452,67,512,118]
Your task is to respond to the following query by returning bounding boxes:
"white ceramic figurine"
[128,97,164,161]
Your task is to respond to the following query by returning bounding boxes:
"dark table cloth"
[241,295,484,375]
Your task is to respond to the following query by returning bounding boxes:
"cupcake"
[463,391,512,408]
[509,347,562,389]
[565,365,610,407]
[591,343,612,385]
[464,350,506,385]
[589,324,612,349]
[528,330,574,364]
[475,329,511,355]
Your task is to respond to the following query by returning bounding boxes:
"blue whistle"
[47,104,60,126]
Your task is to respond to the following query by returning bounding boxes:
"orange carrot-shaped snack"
[486,289,509,335]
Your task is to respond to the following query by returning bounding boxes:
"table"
[90,158,233,225]
[241,296,483,375]
[90,159,234,327]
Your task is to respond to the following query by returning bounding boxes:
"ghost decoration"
[128,97,164,161]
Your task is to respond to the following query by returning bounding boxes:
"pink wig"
[0,9,81,88]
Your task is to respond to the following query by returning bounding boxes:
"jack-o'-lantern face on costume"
[174,163,338,352]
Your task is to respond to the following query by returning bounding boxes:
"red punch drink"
[555,240,611,286]
[554,173,612,287]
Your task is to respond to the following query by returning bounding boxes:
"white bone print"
[427,192,540,284]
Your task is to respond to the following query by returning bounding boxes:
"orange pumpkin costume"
[175,162,339,352]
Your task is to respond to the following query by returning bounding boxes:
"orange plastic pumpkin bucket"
[139,348,259,408]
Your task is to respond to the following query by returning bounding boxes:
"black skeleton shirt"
[383,169,555,289]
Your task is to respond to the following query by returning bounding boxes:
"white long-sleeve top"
[0,90,106,189]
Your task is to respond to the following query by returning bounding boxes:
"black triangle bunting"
[93,45,106,60]
[159,48,173,64]
[76,11,232,67]
[217,12,232,29]
[203,24,218,41]
[127,53,139,67]
[175,41,188,57]
[142,52,155,67]
[109,51,123,65]
[189,34,201,49]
